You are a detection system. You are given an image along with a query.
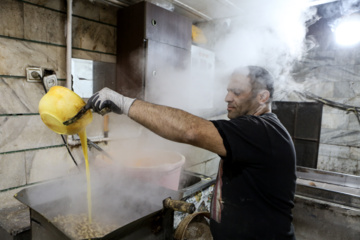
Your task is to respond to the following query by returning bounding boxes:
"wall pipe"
[66,0,73,146]
[66,0,72,90]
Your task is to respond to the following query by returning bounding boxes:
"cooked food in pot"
[53,213,117,239]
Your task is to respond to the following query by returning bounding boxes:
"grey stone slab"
[303,81,334,98]
[0,152,26,191]
[348,113,360,130]
[72,49,102,62]
[84,113,107,138]
[321,105,344,114]
[0,115,63,152]
[334,81,355,98]
[0,25,114,79]
[341,96,360,107]
[317,155,359,175]
[99,2,118,26]
[0,37,66,78]
[205,156,220,177]
[182,146,218,169]
[25,147,81,184]
[318,143,350,159]
[299,50,336,67]
[0,77,44,114]
[320,128,360,147]
[350,147,360,162]
[73,0,118,25]
[185,163,206,175]
[72,49,116,64]
[316,66,355,82]
[0,114,106,152]
[24,140,107,183]
[0,187,27,209]
[99,53,117,63]
[24,3,66,45]
[319,97,360,108]
[294,64,360,85]
[334,47,360,65]
[25,0,66,12]
[72,17,116,54]
[0,0,24,38]
[23,0,117,25]
[321,112,349,130]
[304,47,360,66]
[73,0,100,22]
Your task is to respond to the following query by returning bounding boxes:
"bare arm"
[128,100,227,157]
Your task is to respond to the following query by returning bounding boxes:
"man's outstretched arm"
[128,99,226,156]
[86,88,226,156]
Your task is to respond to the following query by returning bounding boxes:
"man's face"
[225,72,259,119]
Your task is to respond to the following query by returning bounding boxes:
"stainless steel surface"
[296,166,360,209]
[297,166,360,189]
[296,182,360,209]
[178,171,215,198]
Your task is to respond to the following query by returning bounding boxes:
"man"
[86,66,297,239]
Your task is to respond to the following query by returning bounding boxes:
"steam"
[21,1,321,232]
[211,0,317,101]
[140,0,318,112]
[110,0,320,174]
[24,164,177,229]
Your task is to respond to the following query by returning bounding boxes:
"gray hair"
[231,65,274,103]
[247,66,274,101]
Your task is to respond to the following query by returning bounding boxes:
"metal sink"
[178,171,215,198]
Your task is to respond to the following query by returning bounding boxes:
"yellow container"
[38,86,92,135]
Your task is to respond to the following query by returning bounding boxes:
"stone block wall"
[292,46,360,175]
[0,0,118,209]
[0,0,220,211]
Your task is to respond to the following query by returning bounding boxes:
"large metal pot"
[15,171,182,240]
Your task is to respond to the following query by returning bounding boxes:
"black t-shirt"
[210,113,296,240]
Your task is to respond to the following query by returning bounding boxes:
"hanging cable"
[296,90,360,125]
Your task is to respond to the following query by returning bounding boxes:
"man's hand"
[86,88,135,115]
[253,103,271,116]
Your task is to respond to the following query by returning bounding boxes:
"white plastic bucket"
[124,150,185,190]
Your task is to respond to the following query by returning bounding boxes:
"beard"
[227,97,259,119]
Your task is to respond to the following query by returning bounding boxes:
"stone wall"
[0,0,219,211]
[0,0,118,209]
[292,46,360,175]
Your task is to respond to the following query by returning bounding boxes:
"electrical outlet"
[43,74,57,91]
[26,67,42,82]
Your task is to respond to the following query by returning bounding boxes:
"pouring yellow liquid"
[79,130,92,223]
[38,86,94,224]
